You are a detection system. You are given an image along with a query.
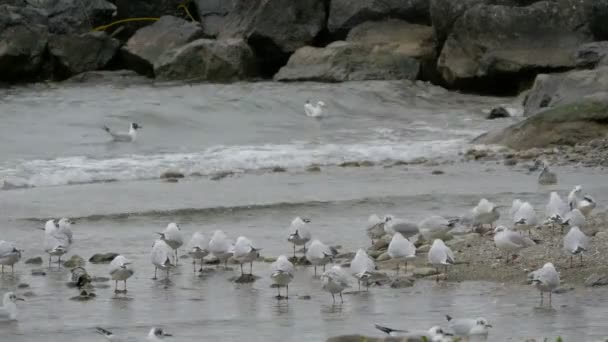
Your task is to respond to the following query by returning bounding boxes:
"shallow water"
[0,81,607,341]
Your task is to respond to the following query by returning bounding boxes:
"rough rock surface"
[329,0,430,37]
[111,0,191,40]
[523,66,608,116]
[590,0,608,40]
[193,0,234,37]
[122,16,205,76]
[49,31,120,78]
[154,38,256,81]
[35,0,117,34]
[275,42,420,82]
[437,1,594,86]
[575,41,608,69]
[88,253,119,264]
[474,100,608,150]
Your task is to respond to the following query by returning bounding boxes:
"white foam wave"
[0,139,467,188]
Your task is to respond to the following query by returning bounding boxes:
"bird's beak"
[16,298,25,301]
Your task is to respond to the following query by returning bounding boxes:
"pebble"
[390,277,414,288]
[298,295,311,300]
[263,257,277,263]
[376,252,390,262]
[22,291,36,297]
[91,277,110,282]
[31,269,46,276]
[160,170,184,179]
[88,253,119,264]
[63,255,86,268]
[306,165,321,172]
[25,257,43,265]
[584,273,608,287]
[17,283,29,289]
[431,170,444,175]
[413,267,439,277]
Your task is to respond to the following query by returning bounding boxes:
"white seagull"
[493,226,536,263]
[471,198,500,228]
[366,214,387,244]
[305,239,337,276]
[157,223,183,265]
[563,208,586,231]
[150,239,174,280]
[320,265,350,303]
[103,122,142,142]
[287,216,312,258]
[509,199,523,220]
[383,215,419,239]
[387,233,416,275]
[375,324,453,341]
[188,232,209,272]
[270,255,294,299]
[577,195,596,217]
[304,100,325,118]
[0,240,21,273]
[42,218,74,268]
[445,315,492,339]
[233,236,261,275]
[530,262,560,306]
[109,255,134,293]
[563,226,589,268]
[208,230,234,268]
[567,185,583,210]
[545,191,568,227]
[428,239,455,281]
[96,327,172,341]
[0,292,24,321]
[350,248,375,291]
[513,201,538,235]
[418,215,455,241]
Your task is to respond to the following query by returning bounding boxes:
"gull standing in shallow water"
[366,214,386,245]
[387,233,416,275]
[321,265,350,303]
[545,192,568,229]
[375,324,453,341]
[150,239,174,280]
[233,236,261,275]
[428,239,455,281]
[304,100,325,118]
[0,292,24,321]
[350,249,375,291]
[493,226,536,263]
[287,217,312,258]
[0,240,21,273]
[471,198,500,229]
[109,255,134,293]
[188,232,209,272]
[306,239,337,276]
[102,122,142,142]
[96,327,172,341]
[157,223,183,265]
[42,218,73,268]
[563,226,589,267]
[270,255,294,299]
[209,230,234,268]
[530,262,560,306]
[513,202,538,235]
[445,315,492,339]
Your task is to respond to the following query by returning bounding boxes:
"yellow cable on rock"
[177,3,197,22]
[92,18,160,32]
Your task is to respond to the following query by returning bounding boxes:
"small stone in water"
[25,257,43,265]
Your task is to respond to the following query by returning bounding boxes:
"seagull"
[42,218,74,268]
[509,199,523,220]
[188,232,209,273]
[537,162,557,185]
[577,195,596,217]
[366,214,386,245]
[349,249,375,291]
[304,100,325,118]
[383,215,419,239]
[567,185,583,210]
[545,191,568,230]
[529,262,560,306]
[109,255,134,293]
[428,239,455,281]
[563,208,586,231]
[493,226,536,263]
[233,236,261,276]
[387,233,416,275]
[287,217,312,257]
[563,226,589,267]
[270,255,294,299]
[418,215,455,241]
[471,198,500,229]
[445,315,492,339]
[513,201,538,235]
[0,292,24,321]
[305,239,337,276]
[103,122,142,142]
[0,240,21,273]
[320,265,350,303]
[208,230,234,268]
[96,327,172,341]
[375,324,453,341]
[150,239,174,280]
[157,223,183,265]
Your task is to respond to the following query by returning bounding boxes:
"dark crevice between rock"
[120,49,154,77]
[312,0,333,47]
[247,34,290,79]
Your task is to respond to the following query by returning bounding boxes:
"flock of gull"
[0,179,598,340]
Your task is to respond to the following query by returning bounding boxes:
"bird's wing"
[508,231,535,248]
[0,241,15,257]
[449,319,475,336]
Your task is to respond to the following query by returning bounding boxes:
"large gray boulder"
[575,41,608,69]
[31,0,117,34]
[49,31,120,78]
[274,42,420,82]
[193,0,235,37]
[154,38,256,81]
[111,0,190,40]
[122,16,205,76]
[436,1,594,86]
[474,99,608,150]
[0,5,49,81]
[219,0,326,74]
[328,0,430,37]
[523,67,608,116]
